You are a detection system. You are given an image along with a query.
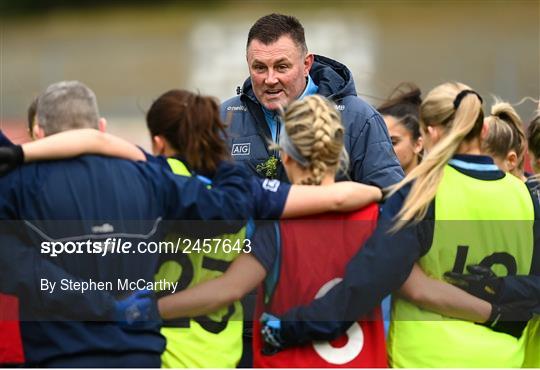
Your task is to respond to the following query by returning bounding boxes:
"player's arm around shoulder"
[159,160,254,224]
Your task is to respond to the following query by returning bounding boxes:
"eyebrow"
[273,58,290,65]
[251,58,290,65]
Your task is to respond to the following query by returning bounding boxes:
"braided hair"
[281,95,347,185]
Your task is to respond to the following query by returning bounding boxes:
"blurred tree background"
[0,0,538,148]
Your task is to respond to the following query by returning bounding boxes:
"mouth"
[264,89,283,98]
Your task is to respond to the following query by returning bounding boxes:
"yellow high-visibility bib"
[389,165,534,368]
[156,158,244,368]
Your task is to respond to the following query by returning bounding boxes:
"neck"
[293,171,335,185]
[165,148,179,157]
[404,159,419,176]
[292,76,309,102]
[456,138,482,155]
[320,175,335,185]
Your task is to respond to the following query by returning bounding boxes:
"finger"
[467,264,494,278]
[443,272,469,288]
[262,327,280,348]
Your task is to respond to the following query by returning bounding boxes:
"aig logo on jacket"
[231,143,251,156]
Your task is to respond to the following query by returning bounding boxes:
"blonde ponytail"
[387,82,484,229]
[482,100,526,175]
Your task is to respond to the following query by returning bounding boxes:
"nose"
[265,68,278,85]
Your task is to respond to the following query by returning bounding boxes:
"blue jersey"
[0,155,252,365]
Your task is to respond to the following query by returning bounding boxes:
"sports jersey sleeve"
[249,221,279,273]
[160,161,253,232]
[277,186,432,345]
[499,275,540,312]
[251,178,291,220]
[144,152,170,168]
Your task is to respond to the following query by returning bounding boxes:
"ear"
[480,120,490,140]
[98,118,107,133]
[281,151,292,166]
[426,126,438,141]
[32,121,45,140]
[152,135,166,156]
[303,53,314,76]
[413,136,424,154]
[505,150,518,172]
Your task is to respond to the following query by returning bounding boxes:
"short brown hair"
[247,13,307,54]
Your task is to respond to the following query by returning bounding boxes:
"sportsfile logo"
[231,143,251,156]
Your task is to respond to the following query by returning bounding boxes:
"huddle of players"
[1,12,539,369]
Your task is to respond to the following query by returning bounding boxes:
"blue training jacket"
[221,54,404,188]
[0,156,252,365]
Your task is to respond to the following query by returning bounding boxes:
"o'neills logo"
[92,223,114,233]
[231,143,251,156]
[262,179,280,192]
[335,104,345,111]
[227,105,248,112]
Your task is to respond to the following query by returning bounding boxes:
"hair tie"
[453,90,483,110]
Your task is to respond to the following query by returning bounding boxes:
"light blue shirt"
[262,75,319,143]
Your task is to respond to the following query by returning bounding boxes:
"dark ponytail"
[378,82,422,140]
[146,89,229,176]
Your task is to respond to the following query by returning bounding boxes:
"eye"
[253,64,266,72]
[276,64,289,72]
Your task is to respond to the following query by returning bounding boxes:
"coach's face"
[247,35,314,111]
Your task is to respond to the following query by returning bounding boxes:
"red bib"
[0,293,24,364]
[253,203,387,368]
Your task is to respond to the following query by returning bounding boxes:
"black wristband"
[12,145,24,165]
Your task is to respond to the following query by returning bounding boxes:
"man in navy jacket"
[221,13,403,187]
[221,14,403,367]
[0,81,252,367]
